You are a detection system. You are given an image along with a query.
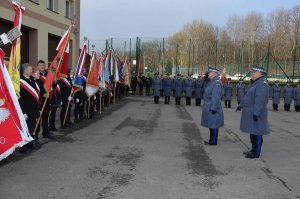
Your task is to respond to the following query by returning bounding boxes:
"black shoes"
[43,134,55,139]
[49,126,58,131]
[204,141,217,145]
[243,150,259,159]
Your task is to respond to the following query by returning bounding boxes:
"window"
[47,0,58,13]
[65,0,74,19]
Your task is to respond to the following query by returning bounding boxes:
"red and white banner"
[0,49,32,161]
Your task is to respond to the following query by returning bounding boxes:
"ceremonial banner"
[114,62,119,82]
[119,61,124,84]
[124,61,131,86]
[73,42,87,91]
[104,52,111,88]
[85,51,99,97]
[8,2,25,95]
[0,49,32,161]
[44,26,71,93]
[56,43,70,79]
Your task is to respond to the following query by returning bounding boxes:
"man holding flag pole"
[33,24,73,136]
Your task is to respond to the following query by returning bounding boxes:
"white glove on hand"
[94,96,96,100]
[76,98,79,103]
[68,96,72,101]
[24,114,28,120]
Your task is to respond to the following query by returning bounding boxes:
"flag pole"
[63,90,75,127]
[117,82,120,102]
[33,97,48,135]
[99,90,102,114]
[87,97,90,119]
[113,81,116,104]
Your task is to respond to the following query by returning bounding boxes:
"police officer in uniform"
[237,65,269,159]
[201,67,224,145]
[163,73,172,104]
[223,78,233,108]
[271,80,281,111]
[19,63,40,150]
[152,73,162,104]
[184,74,194,105]
[236,78,246,106]
[294,81,300,112]
[174,74,184,105]
[283,81,293,111]
[194,75,204,106]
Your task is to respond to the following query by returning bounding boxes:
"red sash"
[20,79,39,103]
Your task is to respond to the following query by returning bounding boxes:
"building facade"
[0,0,80,68]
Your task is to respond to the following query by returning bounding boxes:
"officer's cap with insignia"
[251,65,267,75]
[207,67,220,74]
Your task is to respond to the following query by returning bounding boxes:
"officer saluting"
[201,67,224,145]
[271,80,281,111]
[237,65,269,159]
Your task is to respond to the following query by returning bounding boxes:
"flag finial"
[83,37,88,42]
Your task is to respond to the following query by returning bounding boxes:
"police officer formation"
[135,65,299,159]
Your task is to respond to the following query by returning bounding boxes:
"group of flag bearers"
[1,3,130,160]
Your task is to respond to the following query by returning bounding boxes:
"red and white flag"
[0,49,32,161]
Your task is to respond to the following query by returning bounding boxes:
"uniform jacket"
[184,79,194,97]
[152,77,162,96]
[223,82,233,100]
[236,83,246,103]
[201,76,224,128]
[174,78,184,97]
[271,85,281,104]
[294,86,300,106]
[283,86,293,104]
[240,76,269,135]
[194,79,204,99]
[163,77,172,96]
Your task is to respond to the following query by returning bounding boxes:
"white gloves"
[24,114,28,120]
[94,96,96,100]
[76,98,79,103]
[68,96,72,101]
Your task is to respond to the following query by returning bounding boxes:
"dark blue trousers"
[250,134,263,158]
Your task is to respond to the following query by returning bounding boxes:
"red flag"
[0,49,32,161]
[44,26,72,93]
[56,44,69,79]
[85,51,99,97]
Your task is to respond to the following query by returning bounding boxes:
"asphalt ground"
[0,96,299,199]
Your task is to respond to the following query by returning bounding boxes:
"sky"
[80,0,300,40]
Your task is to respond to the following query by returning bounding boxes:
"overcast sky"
[80,0,300,40]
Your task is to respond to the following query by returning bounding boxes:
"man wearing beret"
[237,65,269,158]
[201,67,224,145]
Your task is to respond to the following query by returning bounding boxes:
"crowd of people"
[12,60,125,155]
[128,66,299,159]
[130,70,300,113]
[4,58,299,161]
